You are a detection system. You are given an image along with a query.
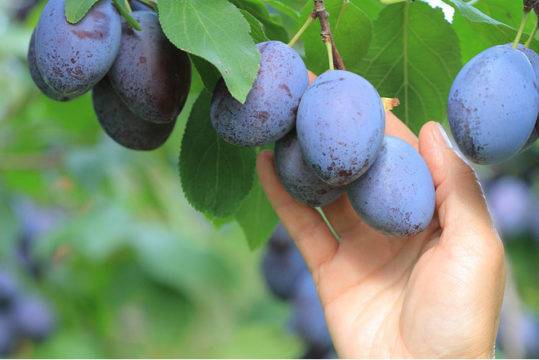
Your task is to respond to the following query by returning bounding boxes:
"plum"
[34,0,122,98]
[291,274,331,349]
[261,224,307,301]
[211,41,308,146]
[275,131,343,207]
[296,70,385,186]
[516,45,539,147]
[92,78,176,150]
[448,44,539,164]
[27,31,71,101]
[347,136,435,236]
[108,11,191,123]
[12,296,55,342]
[130,0,153,12]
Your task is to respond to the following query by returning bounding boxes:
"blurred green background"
[0,0,538,358]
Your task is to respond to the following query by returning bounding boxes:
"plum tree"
[296,70,385,186]
[261,224,307,300]
[448,44,539,164]
[92,78,176,151]
[516,45,539,146]
[108,11,191,124]
[27,32,71,101]
[211,41,308,146]
[347,136,435,236]
[34,0,122,98]
[275,131,343,207]
[12,296,55,342]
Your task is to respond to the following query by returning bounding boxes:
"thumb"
[418,121,499,243]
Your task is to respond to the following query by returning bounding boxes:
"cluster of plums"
[211,41,435,236]
[28,0,191,151]
[0,271,55,356]
[261,224,335,358]
[448,43,539,164]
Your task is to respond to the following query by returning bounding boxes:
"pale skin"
[257,90,506,357]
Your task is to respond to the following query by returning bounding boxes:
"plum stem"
[123,0,132,12]
[288,12,316,47]
[317,208,341,241]
[513,11,530,48]
[525,20,538,47]
[113,0,141,30]
[314,0,346,70]
[326,41,335,70]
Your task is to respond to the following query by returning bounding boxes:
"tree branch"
[313,0,345,70]
[524,0,536,13]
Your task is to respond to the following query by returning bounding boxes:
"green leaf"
[191,56,221,93]
[349,0,383,19]
[264,0,300,21]
[236,178,278,250]
[158,0,260,103]
[179,91,256,218]
[444,0,509,26]
[241,10,270,43]
[358,2,462,133]
[451,0,539,62]
[301,0,373,75]
[64,0,99,24]
[229,0,290,42]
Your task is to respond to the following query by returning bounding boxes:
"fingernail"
[436,123,453,149]
[436,122,472,165]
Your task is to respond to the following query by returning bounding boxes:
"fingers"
[257,151,339,271]
[385,111,418,149]
[308,71,317,84]
[418,122,500,248]
[322,194,362,235]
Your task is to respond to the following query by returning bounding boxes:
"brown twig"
[313,0,345,70]
[524,0,536,13]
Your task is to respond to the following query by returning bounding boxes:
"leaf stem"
[525,20,538,47]
[513,11,530,48]
[313,0,345,70]
[316,208,341,241]
[288,12,316,47]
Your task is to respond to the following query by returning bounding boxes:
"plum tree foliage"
[27,0,539,248]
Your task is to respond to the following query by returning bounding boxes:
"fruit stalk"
[313,0,345,70]
[525,20,538,47]
[112,0,141,30]
[288,12,316,47]
[513,11,531,48]
[123,0,132,12]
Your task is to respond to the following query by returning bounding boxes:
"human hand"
[257,112,506,358]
